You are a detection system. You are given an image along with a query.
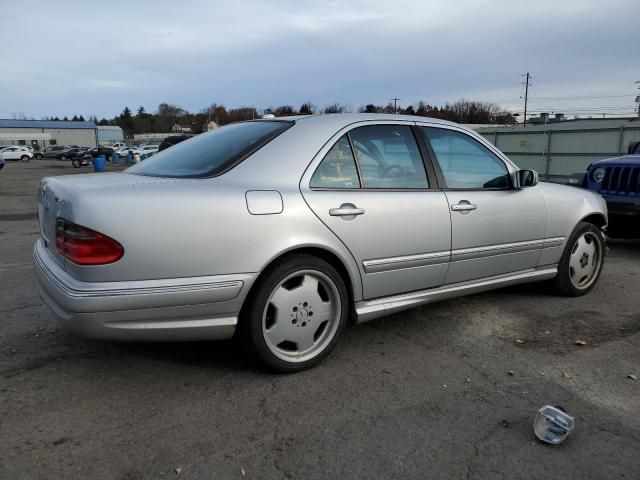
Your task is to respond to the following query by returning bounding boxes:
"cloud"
[0,0,638,118]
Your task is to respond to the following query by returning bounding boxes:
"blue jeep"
[583,141,640,238]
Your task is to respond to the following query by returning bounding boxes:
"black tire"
[35,153,43,159]
[551,222,605,296]
[72,159,81,168]
[242,254,349,373]
[60,155,66,161]
[20,155,30,162]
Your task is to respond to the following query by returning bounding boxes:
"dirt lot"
[1,159,639,479]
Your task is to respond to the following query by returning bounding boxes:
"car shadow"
[89,336,268,375]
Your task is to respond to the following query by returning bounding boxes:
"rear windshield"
[126,121,292,178]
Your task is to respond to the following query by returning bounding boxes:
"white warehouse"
[97,125,124,146]
[0,119,99,150]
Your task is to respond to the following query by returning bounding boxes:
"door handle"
[329,205,365,216]
[451,202,477,212]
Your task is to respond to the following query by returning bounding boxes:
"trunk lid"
[37,173,176,270]
[37,177,71,269]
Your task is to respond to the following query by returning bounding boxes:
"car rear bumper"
[33,239,257,341]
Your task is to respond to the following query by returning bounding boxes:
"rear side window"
[127,121,292,178]
[350,125,428,188]
[310,135,360,188]
[420,127,510,189]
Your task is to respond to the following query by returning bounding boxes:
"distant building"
[0,119,98,150]
[97,125,124,146]
[476,117,640,180]
[171,124,192,133]
[133,132,172,144]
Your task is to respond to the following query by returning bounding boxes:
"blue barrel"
[126,153,132,164]
[112,152,120,164]
[93,155,106,172]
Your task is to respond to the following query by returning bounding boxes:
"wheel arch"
[239,245,361,325]
[579,213,607,229]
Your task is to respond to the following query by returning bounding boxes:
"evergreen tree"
[299,102,314,115]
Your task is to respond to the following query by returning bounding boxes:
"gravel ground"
[1,159,639,479]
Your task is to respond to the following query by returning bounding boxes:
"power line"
[526,106,635,112]
[529,94,634,100]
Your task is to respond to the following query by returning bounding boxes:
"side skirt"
[355,266,557,323]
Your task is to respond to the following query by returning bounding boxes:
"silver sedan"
[34,114,607,371]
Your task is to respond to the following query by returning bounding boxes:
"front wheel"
[244,254,349,372]
[552,222,605,296]
[35,154,43,159]
[72,159,81,168]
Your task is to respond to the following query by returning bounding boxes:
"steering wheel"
[382,164,406,182]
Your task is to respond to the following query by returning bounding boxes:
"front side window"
[420,127,510,189]
[350,125,428,188]
[310,135,360,189]
[127,121,292,178]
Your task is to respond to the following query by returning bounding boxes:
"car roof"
[262,113,465,130]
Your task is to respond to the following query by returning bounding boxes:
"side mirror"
[512,169,538,189]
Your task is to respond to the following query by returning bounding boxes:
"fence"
[477,124,640,180]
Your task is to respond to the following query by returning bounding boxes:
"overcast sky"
[1,0,638,119]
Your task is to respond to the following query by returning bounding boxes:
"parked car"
[114,147,131,157]
[86,146,115,160]
[133,145,158,156]
[0,154,5,171]
[0,146,33,161]
[111,142,127,150]
[35,146,73,160]
[158,135,194,152]
[583,142,640,237]
[34,114,607,372]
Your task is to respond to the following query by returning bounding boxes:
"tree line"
[35,99,517,137]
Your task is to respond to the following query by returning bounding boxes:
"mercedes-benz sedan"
[34,114,607,372]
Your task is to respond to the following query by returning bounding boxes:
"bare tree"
[323,103,347,114]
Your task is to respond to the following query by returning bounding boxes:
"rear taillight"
[56,218,124,265]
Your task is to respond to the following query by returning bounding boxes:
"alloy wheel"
[568,231,602,289]
[262,269,341,363]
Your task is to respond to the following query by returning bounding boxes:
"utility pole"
[391,97,401,114]
[521,72,532,127]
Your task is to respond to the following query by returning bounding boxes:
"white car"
[0,146,33,161]
[120,145,158,157]
[111,142,127,150]
[137,145,159,155]
[114,146,133,156]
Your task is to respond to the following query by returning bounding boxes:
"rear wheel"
[552,222,605,296]
[244,254,349,372]
[72,159,81,168]
[35,153,43,159]
[21,155,30,162]
[60,155,66,161]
